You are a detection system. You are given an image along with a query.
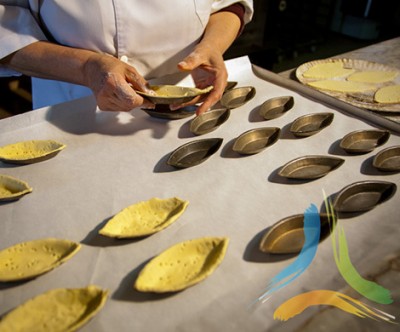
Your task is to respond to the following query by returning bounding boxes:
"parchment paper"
[0,57,399,332]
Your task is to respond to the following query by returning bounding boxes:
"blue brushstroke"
[257,204,321,303]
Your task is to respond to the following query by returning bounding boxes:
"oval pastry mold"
[142,105,196,120]
[0,140,66,165]
[333,180,397,213]
[372,145,400,172]
[259,213,332,254]
[190,108,230,135]
[220,86,256,109]
[167,138,223,168]
[259,96,294,120]
[135,237,229,293]
[0,174,32,202]
[290,112,334,137]
[340,129,390,154]
[232,127,280,155]
[224,81,238,92]
[278,155,344,179]
[136,85,213,104]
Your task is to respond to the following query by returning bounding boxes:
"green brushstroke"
[325,197,393,305]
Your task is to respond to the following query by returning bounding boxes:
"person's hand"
[177,44,228,115]
[83,53,154,112]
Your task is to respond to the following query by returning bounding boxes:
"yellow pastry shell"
[0,140,66,164]
[99,197,189,238]
[135,236,229,293]
[0,285,108,332]
[0,238,81,282]
[0,174,32,201]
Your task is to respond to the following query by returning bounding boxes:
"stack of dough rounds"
[302,62,355,79]
[347,71,398,83]
[374,85,400,104]
[307,80,376,93]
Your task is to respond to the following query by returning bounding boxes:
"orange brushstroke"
[274,290,396,323]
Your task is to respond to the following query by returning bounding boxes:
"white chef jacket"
[0,0,253,109]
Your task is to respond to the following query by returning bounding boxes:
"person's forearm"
[0,41,99,86]
[197,11,241,55]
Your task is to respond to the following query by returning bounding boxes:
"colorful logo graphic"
[256,195,397,324]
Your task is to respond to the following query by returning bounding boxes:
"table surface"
[0,57,399,332]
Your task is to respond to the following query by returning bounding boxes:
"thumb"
[178,51,202,71]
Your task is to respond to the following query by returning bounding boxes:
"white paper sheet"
[0,57,399,332]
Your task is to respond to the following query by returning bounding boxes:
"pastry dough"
[0,238,81,282]
[374,85,400,104]
[0,174,32,201]
[302,62,355,79]
[135,237,229,292]
[0,285,108,332]
[347,71,398,83]
[99,197,189,238]
[307,80,376,93]
[149,85,212,97]
[0,140,65,164]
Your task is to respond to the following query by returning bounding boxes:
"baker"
[0,1,253,115]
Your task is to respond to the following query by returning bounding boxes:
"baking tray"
[296,58,400,112]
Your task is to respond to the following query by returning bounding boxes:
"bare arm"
[0,41,153,112]
[199,10,242,54]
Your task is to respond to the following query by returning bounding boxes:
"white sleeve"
[211,0,254,25]
[0,2,47,76]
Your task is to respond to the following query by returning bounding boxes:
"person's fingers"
[169,95,202,111]
[195,91,221,115]
[178,50,205,72]
[119,55,149,90]
[125,69,155,95]
[97,77,153,112]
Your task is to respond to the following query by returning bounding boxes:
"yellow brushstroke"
[274,290,396,323]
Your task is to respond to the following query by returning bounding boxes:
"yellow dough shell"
[99,197,189,238]
[0,140,66,164]
[0,238,81,282]
[374,85,400,104]
[0,174,32,201]
[0,285,108,332]
[135,236,229,293]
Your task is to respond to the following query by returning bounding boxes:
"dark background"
[1,0,399,119]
